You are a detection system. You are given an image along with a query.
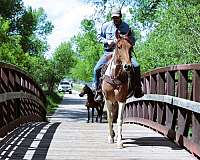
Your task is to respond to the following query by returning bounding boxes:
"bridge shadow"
[48,109,89,122]
[123,136,182,150]
[60,96,86,105]
[0,122,60,159]
[48,95,99,123]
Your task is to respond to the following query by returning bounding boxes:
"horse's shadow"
[122,136,182,150]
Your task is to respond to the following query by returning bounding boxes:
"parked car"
[58,81,72,94]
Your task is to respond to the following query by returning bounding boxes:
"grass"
[43,83,84,116]
[72,83,84,92]
[44,91,64,115]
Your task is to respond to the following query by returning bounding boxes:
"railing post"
[133,102,138,117]
[1,68,10,125]
[156,72,165,125]
[192,70,200,102]
[20,76,28,116]
[149,74,156,121]
[0,68,4,127]
[166,71,176,130]
[143,77,149,94]
[177,70,190,140]
[9,70,16,121]
[143,77,149,119]
[15,72,21,118]
[192,70,200,146]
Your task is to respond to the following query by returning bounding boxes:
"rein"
[103,32,133,87]
[103,53,129,86]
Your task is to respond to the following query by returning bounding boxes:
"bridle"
[106,30,133,85]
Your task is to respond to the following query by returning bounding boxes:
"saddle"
[99,64,135,99]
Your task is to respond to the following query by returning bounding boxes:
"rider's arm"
[129,28,136,46]
[97,22,108,44]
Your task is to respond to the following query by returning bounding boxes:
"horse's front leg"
[105,100,114,143]
[117,102,125,148]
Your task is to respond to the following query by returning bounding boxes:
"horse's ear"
[115,29,120,39]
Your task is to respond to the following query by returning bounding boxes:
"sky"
[23,0,95,57]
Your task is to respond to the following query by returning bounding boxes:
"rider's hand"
[107,40,115,48]
[107,40,113,45]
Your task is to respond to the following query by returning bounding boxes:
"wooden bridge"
[0,62,199,159]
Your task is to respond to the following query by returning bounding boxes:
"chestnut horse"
[79,84,104,123]
[102,30,134,148]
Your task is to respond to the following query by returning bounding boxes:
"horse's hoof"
[117,142,123,149]
[108,137,114,144]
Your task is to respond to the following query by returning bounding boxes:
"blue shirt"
[97,20,136,51]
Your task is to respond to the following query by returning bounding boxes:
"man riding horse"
[93,7,144,102]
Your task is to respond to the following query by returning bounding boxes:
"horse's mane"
[85,84,95,97]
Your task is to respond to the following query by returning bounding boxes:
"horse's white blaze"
[104,62,112,76]
[105,51,115,76]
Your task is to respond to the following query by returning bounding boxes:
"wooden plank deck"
[45,122,196,160]
[0,91,197,160]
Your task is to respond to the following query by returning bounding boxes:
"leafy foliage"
[82,0,200,75]
[70,19,103,82]
[0,0,76,112]
[0,0,53,55]
[134,0,200,72]
[41,42,76,92]
[1,0,200,92]
[0,17,24,64]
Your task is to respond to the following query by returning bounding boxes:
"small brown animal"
[79,84,104,123]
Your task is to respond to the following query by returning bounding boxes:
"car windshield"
[60,82,70,85]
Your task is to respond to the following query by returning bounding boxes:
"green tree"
[16,7,53,54]
[70,19,103,82]
[0,17,24,64]
[133,0,200,71]
[41,42,76,92]
[0,0,54,55]
[86,0,200,73]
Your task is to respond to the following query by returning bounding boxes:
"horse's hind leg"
[87,107,90,123]
[116,102,125,148]
[95,108,100,122]
[100,102,104,123]
[92,107,94,123]
[106,100,114,143]
[96,105,103,123]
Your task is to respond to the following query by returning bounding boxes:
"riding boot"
[133,66,144,98]
[94,67,104,102]
[94,90,103,102]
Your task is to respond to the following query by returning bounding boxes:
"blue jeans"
[93,50,139,89]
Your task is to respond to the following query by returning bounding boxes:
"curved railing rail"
[0,62,46,137]
[124,64,200,158]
